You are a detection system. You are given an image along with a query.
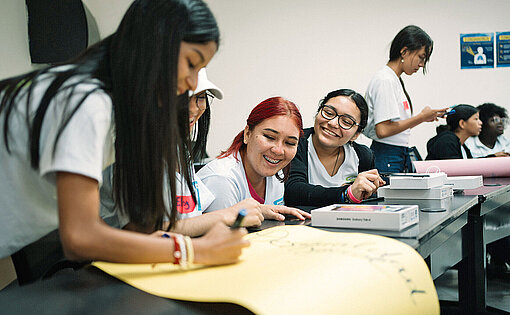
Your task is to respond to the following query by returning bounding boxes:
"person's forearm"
[169,211,232,237]
[61,220,178,263]
[375,114,424,139]
[285,181,344,207]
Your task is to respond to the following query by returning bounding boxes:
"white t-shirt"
[101,165,215,228]
[0,68,114,258]
[307,135,359,187]
[363,65,412,146]
[197,154,285,212]
[464,135,510,158]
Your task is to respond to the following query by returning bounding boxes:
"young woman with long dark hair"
[426,104,482,160]
[363,25,447,173]
[0,0,248,266]
[101,69,264,236]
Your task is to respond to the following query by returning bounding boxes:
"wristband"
[184,236,194,267]
[175,234,187,268]
[347,185,362,204]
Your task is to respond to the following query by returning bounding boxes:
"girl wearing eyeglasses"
[284,89,385,207]
[426,104,482,160]
[198,97,311,221]
[363,25,447,174]
[464,103,510,158]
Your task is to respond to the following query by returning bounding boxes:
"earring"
[401,58,404,63]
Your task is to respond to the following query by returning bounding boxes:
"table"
[0,266,253,314]
[461,178,510,313]
[0,191,490,314]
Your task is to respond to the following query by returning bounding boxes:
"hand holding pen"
[419,106,450,122]
[231,209,247,229]
[440,105,457,118]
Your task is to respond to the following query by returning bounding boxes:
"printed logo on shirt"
[176,195,196,214]
[192,180,202,212]
[273,197,284,205]
[403,100,410,111]
[344,175,357,184]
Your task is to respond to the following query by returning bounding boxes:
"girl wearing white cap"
[101,69,266,236]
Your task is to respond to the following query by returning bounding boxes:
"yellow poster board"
[94,225,439,314]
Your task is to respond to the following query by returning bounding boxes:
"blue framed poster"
[460,33,494,69]
[496,32,510,67]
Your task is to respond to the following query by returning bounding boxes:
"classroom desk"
[264,196,478,279]
[0,194,483,314]
[460,177,510,313]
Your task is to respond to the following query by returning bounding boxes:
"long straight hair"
[191,105,211,161]
[0,0,219,231]
[389,25,433,115]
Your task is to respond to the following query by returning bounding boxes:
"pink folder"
[413,157,510,177]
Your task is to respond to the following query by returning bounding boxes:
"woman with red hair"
[198,97,310,221]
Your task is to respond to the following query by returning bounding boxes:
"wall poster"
[460,32,494,69]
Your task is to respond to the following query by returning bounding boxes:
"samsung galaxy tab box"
[311,204,419,231]
[378,185,453,199]
[445,175,483,190]
[389,173,447,189]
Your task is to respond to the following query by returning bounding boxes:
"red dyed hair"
[218,96,303,181]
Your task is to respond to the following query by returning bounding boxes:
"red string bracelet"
[172,235,181,265]
[347,185,362,204]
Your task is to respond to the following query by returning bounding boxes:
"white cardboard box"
[445,176,483,190]
[378,185,453,200]
[311,204,419,231]
[389,172,447,189]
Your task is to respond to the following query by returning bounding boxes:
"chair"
[10,229,85,285]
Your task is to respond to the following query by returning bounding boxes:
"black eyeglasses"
[320,105,360,130]
[195,92,214,110]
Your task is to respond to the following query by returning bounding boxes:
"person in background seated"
[464,102,510,278]
[465,103,510,158]
[426,104,482,160]
[101,68,265,236]
[284,89,385,208]
[363,25,447,174]
[198,97,311,221]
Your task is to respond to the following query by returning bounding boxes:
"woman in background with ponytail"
[425,104,482,160]
[363,25,447,174]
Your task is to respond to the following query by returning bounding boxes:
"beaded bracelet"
[175,234,187,268]
[342,188,351,203]
[183,236,194,267]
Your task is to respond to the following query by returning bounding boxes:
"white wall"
[205,0,510,157]
[1,0,509,158]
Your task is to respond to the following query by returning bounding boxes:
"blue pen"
[231,209,247,229]
[441,109,456,117]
